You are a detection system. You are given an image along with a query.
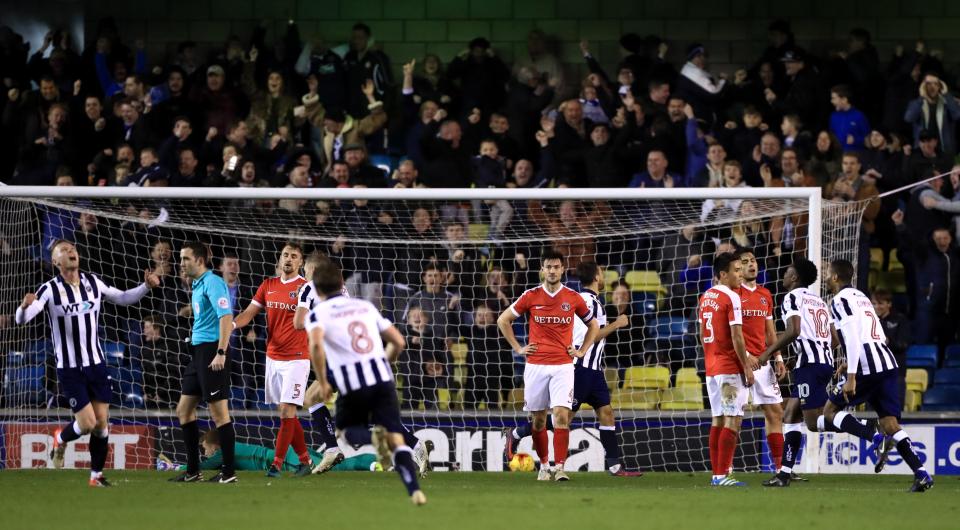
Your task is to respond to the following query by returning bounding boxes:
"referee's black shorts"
[182,341,231,402]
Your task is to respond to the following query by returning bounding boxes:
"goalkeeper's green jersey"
[186,442,376,471]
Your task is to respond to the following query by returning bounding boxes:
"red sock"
[553,428,570,466]
[718,428,738,476]
[273,418,296,468]
[709,426,722,476]
[532,428,550,464]
[290,419,310,464]
[767,432,784,470]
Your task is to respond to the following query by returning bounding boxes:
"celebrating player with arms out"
[761,258,836,487]
[232,243,312,477]
[304,257,427,505]
[504,261,640,476]
[498,251,600,482]
[16,240,159,486]
[732,249,786,474]
[699,252,756,487]
[819,260,933,492]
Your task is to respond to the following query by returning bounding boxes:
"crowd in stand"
[1,18,960,410]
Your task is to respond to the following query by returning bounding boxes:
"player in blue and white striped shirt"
[15,240,159,486]
[820,260,932,492]
[506,262,639,476]
[759,258,833,487]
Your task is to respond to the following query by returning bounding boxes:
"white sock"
[608,463,621,474]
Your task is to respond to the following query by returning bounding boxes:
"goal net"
[0,186,867,473]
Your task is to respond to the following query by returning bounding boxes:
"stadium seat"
[103,341,126,366]
[107,365,144,408]
[5,365,46,405]
[611,389,660,410]
[450,342,468,365]
[905,368,929,393]
[906,345,939,370]
[604,368,620,390]
[624,270,666,295]
[889,249,904,271]
[934,368,960,387]
[675,367,702,389]
[869,248,883,271]
[647,317,689,342]
[904,389,922,412]
[945,344,960,368]
[922,386,960,411]
[875,271,906,294]
[368,154,397,177]
[659,387,703,410]
[603,270,620,291]
[468,223,490,241]
[623,365,670,390]
[631,292,658,317]
[437,388,451,410]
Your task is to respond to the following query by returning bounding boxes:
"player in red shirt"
[232,243,312,477]
[698,252,756,487]
[733,248,787,475]
[497,250,599,481]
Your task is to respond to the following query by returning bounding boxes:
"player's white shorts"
[706,374,749,417]
[749,363,783,406]
[265,358,311,406]
[523,362,574,411]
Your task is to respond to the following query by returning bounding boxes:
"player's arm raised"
[15,289,47,325]
[731,324,754,386]
[98,271,159,305]
[497,308,536,355]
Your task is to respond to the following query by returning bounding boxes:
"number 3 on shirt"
[702,313,715,344]
[348,321,374,354]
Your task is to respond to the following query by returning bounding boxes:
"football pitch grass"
[2,470,957,530]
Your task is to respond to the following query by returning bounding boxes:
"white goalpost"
[0,185,866,473]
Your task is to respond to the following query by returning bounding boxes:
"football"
[508,453,535,472]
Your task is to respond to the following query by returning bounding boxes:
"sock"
[599,426,620,469]
[767,432,784,470]
[401,425,419,448]
[833,411,874,440]
[718,428,738,476]
[310,405,338,451]
[182,420,200,474]
[57,421,83,444]
[892,430,925,474]
[290,419,310,464]
[89,428,109,474]
[514,421,533,439]
[393,446,421,495]
[709,426,722,477]
[817,415,840,432]
[532,427,549,464]
[273,418,295,468]
[217,422,236,476]
[781,423,803,474]
[344,426,372,447]
[553,428,570,467]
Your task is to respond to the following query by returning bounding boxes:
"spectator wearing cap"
[677,44,726,126]
[343,23,393,118]
[447,37,510,117]
[901,129,953,186]
[189,63,247,135]
[343,143,388,188]
[904,73,960,156]
[829,84,870,152]
[302,79,386,173]
[294,34,347,110]
[765,49,821,131]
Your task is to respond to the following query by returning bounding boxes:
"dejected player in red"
[498,250,599,481]
[232,243,312,477]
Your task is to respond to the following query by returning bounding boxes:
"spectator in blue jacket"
[628,149,681,188]
[829,84,870,152]
[904,73,960,156]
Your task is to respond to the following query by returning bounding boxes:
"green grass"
[2,470,958,530]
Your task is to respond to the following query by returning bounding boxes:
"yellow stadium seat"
[604,368,620,390]
[659,387,703,410]
[437,388,451,410]
[579,402,593,410]
[675,367,702,389]
[611,389,660,410]
[904,389,922,412]
[603,270,620,290]
[624,270,666,294]
[506,388,525,410]
[623,365,670,390]
[468,223,490,240]
[450,342,468,365]
[889,249,904,272]
[876,271,906,294]
[906,369,929,392]
[870,248,883,271]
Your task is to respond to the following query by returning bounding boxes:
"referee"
[170,241,237,483]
